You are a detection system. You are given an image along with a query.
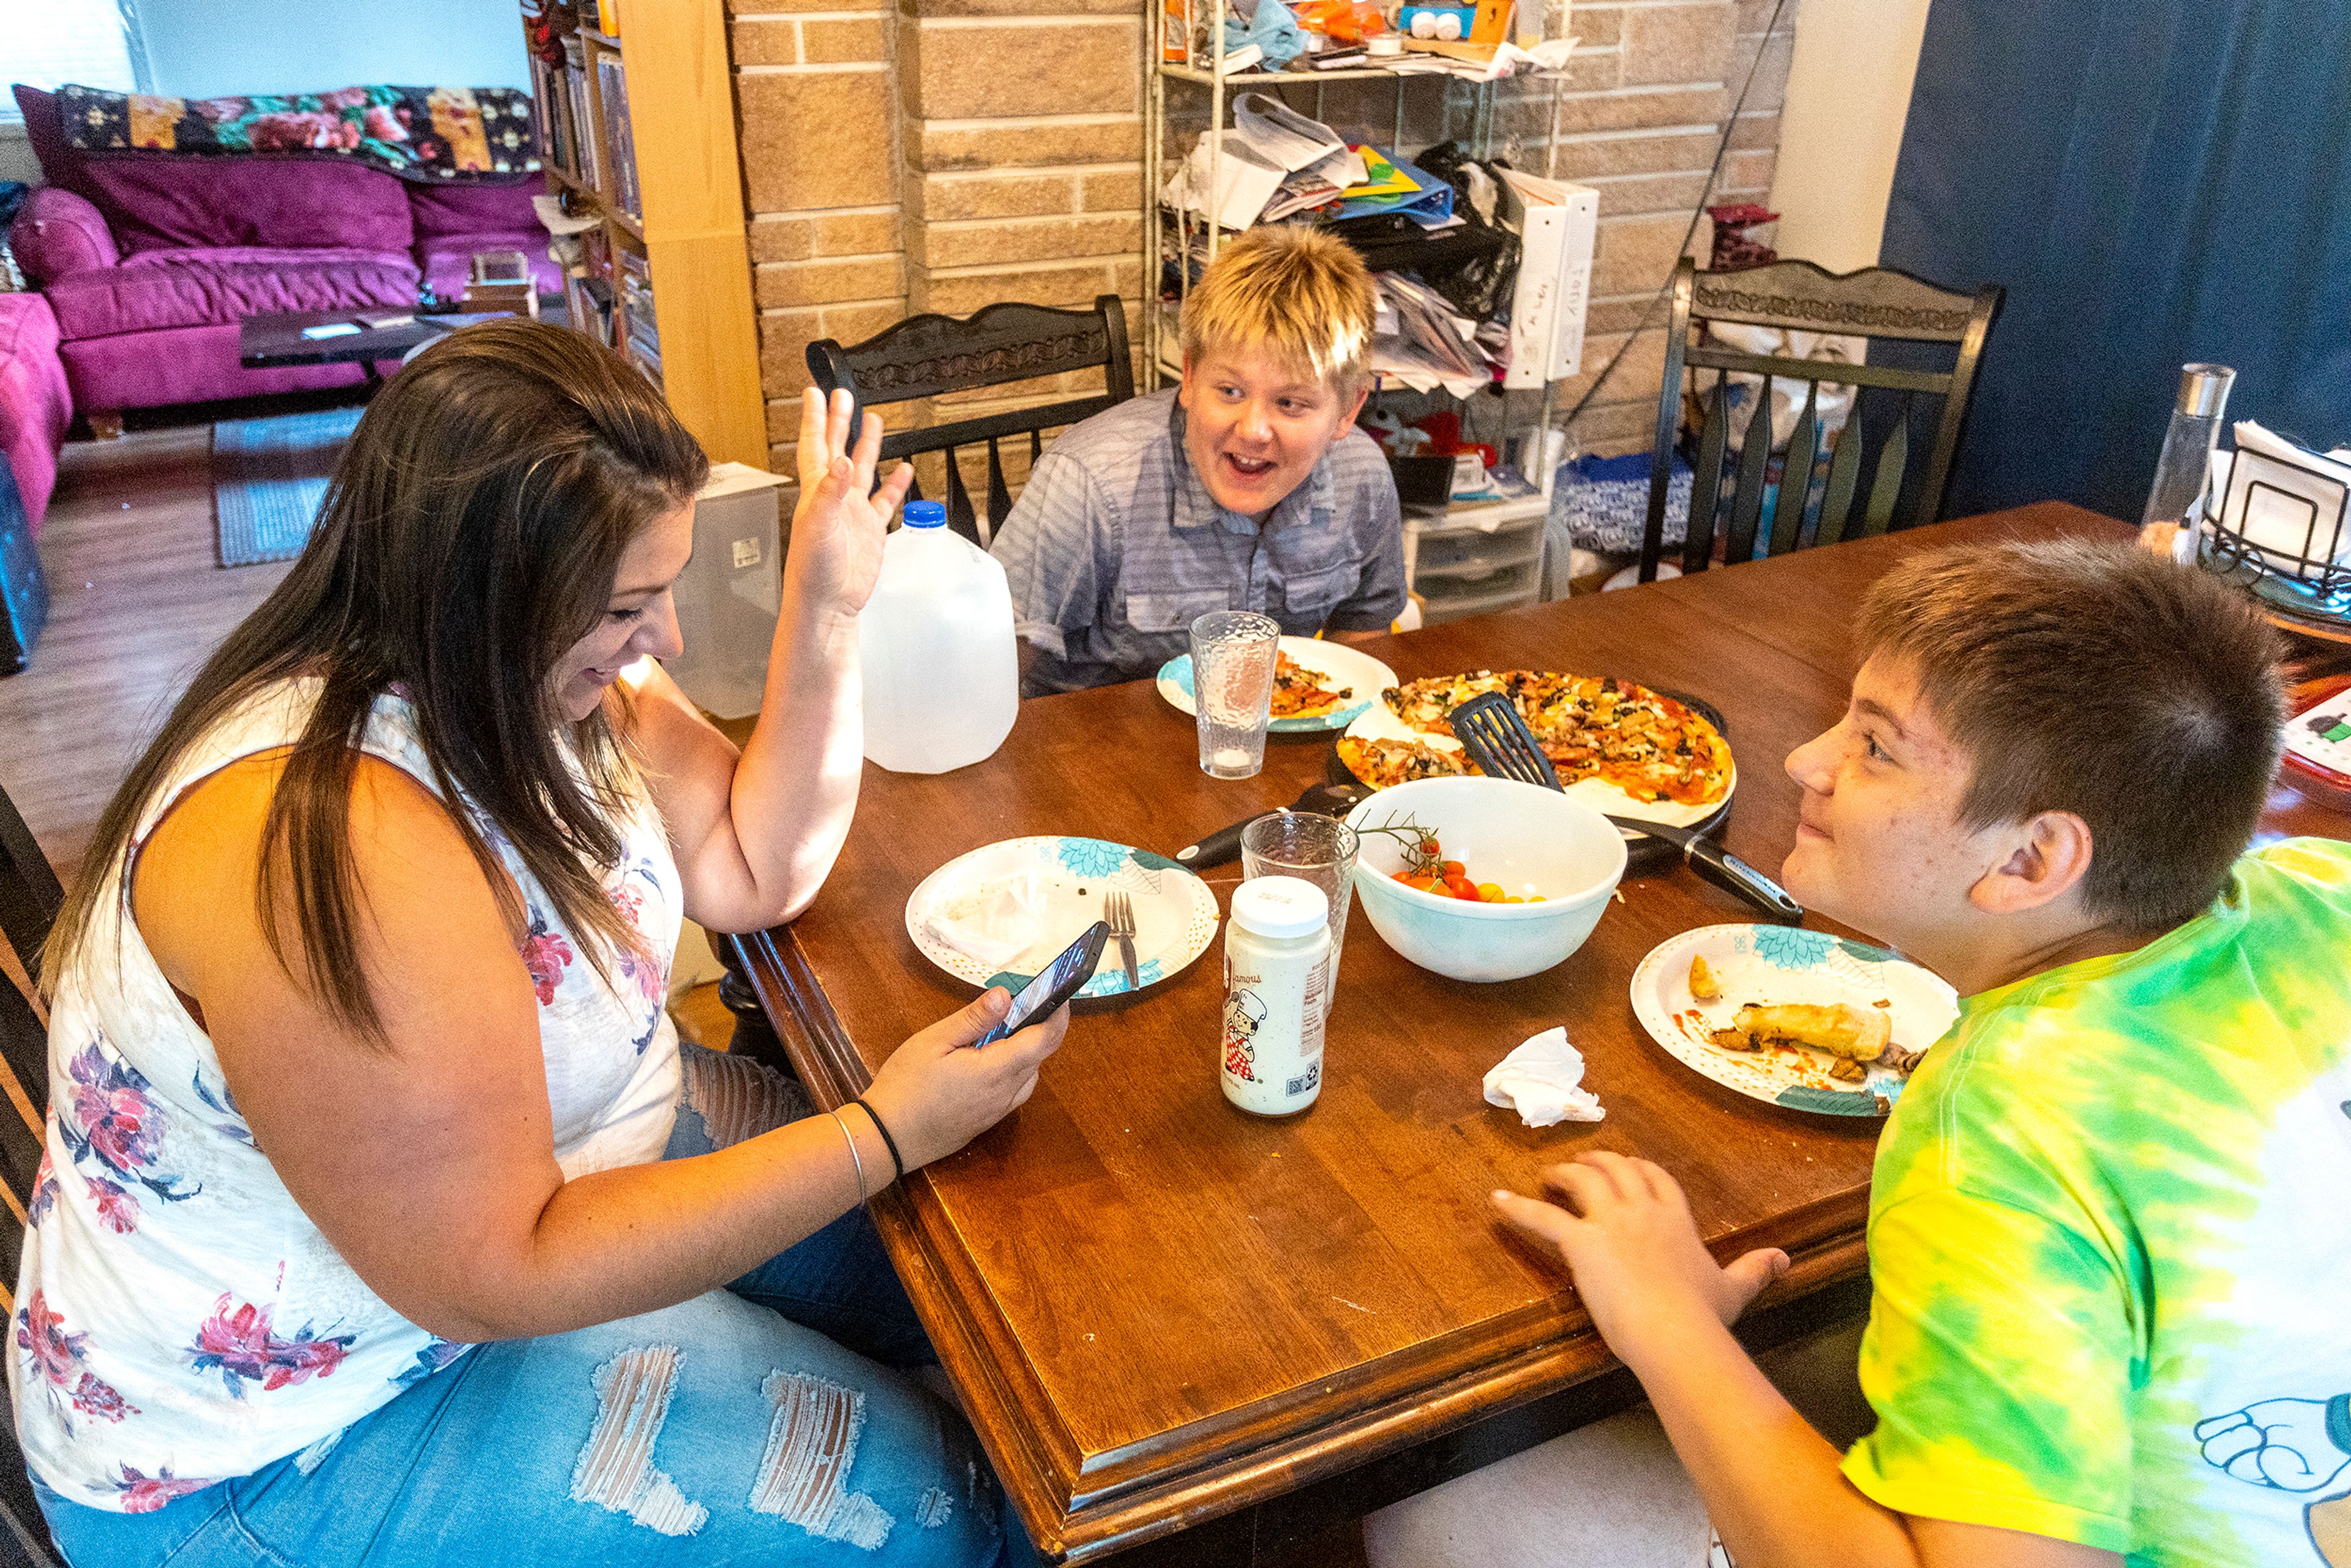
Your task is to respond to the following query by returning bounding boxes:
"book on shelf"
[528,56,560,167]
[561,37,599,193]
[594,55,642,218]
[627,342,663,391]
[618,249,659,361]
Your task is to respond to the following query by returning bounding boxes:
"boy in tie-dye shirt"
[1493,539,2351,1567]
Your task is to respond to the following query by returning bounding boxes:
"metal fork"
[1104,890,1140,992]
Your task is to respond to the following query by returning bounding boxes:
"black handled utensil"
[1174,781,1371,869]
[1446,691,1804,923]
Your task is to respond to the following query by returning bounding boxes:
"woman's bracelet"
[850,1097,905,1183]
[830,1109,869,1202]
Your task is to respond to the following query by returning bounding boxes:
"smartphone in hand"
[976,921,1109,1047]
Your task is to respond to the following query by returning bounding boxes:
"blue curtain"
[1880,0,2351,522]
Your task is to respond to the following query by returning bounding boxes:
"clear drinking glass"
[1241,810,1357,1009]
[1190,610,1281,779]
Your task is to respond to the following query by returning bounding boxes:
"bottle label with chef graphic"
[1220,877,1330,1117]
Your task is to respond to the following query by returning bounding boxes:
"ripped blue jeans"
[38,1046,1016,1568]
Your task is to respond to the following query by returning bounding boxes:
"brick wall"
[727,0,1793,492]
[1507,0,1793,454]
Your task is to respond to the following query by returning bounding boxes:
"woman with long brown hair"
[13,320,1058,1565]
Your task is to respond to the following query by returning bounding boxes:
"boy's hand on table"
[1492,1152,1790,1367]
[1495,1155,2123,1568]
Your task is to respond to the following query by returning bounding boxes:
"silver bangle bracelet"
[831,1109,868,1202]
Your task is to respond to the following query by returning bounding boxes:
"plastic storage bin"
[663,462,788,719]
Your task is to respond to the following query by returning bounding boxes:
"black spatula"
[1446,691,1803,922]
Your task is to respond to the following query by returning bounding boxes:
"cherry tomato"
[1439,860,1466,879]
[1475,882,1504,901]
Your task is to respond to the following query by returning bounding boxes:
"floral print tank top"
[10,680,683,1512]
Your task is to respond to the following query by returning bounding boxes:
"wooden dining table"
[732,500,2349,1564]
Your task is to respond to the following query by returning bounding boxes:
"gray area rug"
[213,405,364,568]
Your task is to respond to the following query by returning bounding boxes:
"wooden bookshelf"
[523,0,766,469]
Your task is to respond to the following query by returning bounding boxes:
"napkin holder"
[2202,430,2351,620]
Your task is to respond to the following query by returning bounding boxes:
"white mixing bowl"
[1344,775,1628,982]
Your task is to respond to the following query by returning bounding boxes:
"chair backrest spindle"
[1768,378,1820,559]
[1722,374,1774,568]
[1681,372,1730,576]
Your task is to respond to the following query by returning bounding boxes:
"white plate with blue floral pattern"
[1156,636,1395,733]
[905,836,1222,999]
[1630,924,1960,1117]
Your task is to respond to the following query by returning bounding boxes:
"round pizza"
[1370,670,1732,806]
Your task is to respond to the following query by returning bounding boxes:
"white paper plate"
[1629,924,1959,1117]
[1157,636,1397,733]
[905,836,1221,998]
[1338,689,1734,828]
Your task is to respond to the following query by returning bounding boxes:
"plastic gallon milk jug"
[858,501,1019,773]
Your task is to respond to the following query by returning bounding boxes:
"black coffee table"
[238,307,458,386]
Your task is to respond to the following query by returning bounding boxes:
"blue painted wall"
[136,0,530,99]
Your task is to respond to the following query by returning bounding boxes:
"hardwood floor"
[0,427,293,881]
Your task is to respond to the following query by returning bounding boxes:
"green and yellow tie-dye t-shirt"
[1843,837,2351,1567]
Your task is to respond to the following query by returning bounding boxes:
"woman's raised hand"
[788,385,917,621]
[860,989,1068,1172]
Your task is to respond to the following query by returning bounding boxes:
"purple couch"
[6,84,558,419]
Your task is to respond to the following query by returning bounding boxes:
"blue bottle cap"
[902,501,947,528]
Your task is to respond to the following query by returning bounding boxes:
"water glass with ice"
[1190,610,1280,779]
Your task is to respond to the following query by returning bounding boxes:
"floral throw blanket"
[57,83,539,183]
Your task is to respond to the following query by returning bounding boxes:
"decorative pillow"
[9,86,99,200]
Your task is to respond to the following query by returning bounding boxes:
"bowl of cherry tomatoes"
[1343,776,1627,982]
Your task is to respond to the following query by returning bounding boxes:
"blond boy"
[991,227,1404,696]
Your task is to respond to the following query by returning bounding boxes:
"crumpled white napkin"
[923,871,1044,970]
[1483,1026,1605,1127]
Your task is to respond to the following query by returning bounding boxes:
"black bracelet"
[850,1097,904,1183]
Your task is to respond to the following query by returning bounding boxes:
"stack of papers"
[1369,274,1496,396]
[1163,132,1288,231]
[1163,96,1368,229]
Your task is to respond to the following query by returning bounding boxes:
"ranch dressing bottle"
[1221,877,1331,1116]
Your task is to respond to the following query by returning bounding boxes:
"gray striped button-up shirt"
[991,389,1406,696]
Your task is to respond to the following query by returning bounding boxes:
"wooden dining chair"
[1637,257,2003,582]
[806,295,1134,547]
[0,780,64,1567]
